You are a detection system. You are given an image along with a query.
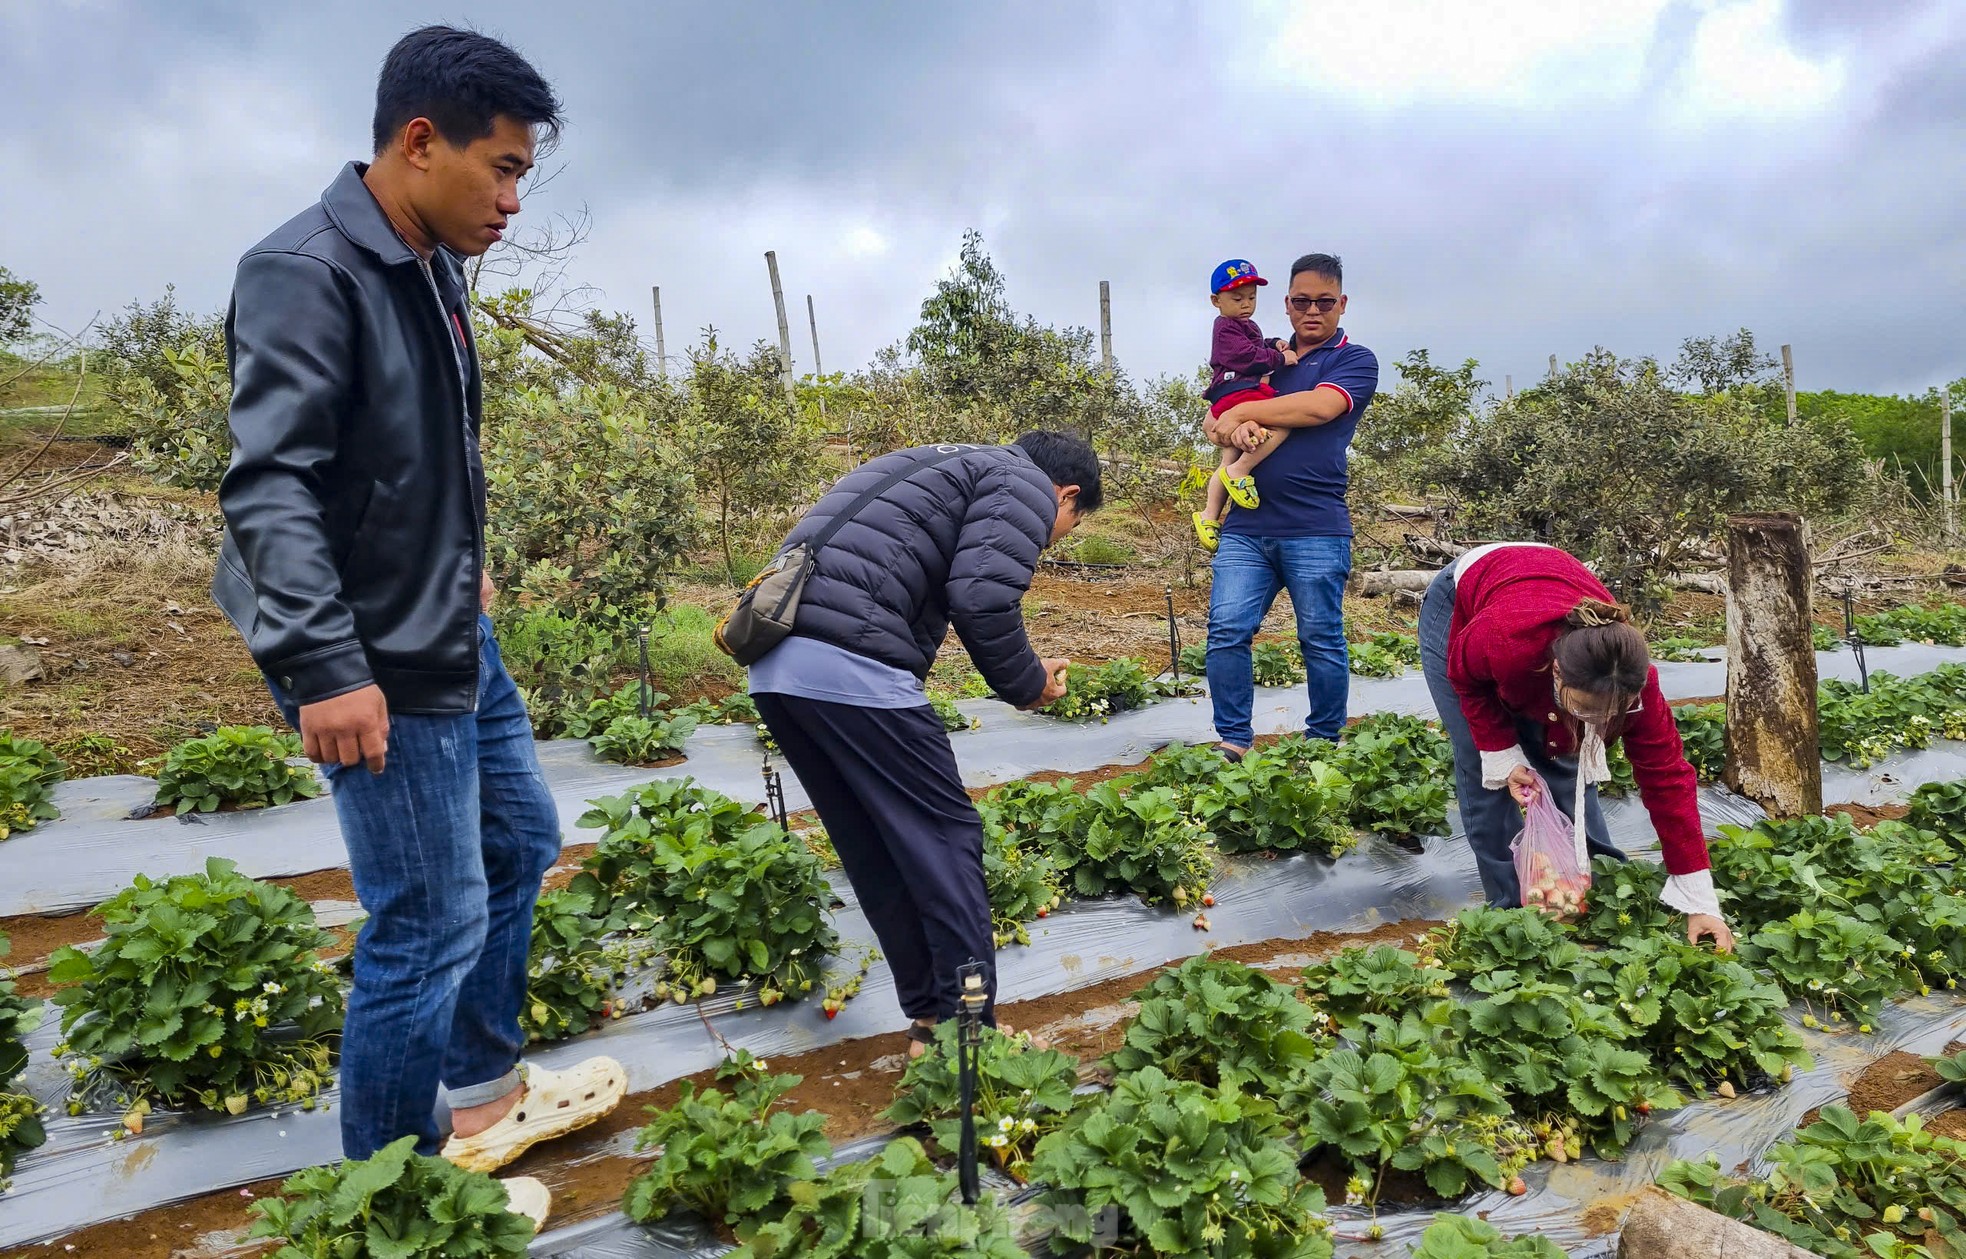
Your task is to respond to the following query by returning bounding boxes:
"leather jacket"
[212,162,487,713]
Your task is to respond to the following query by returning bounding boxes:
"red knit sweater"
[1448,547,1711,875]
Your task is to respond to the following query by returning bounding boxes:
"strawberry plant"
[1905,778,1966,846]
[884,1023,1080,1177]
[573,779,838,1004]
[976,777,1082,858]
[1601,742,1639,797]
[680,692,761,725]
[1859,602,1966,647]
[520,886,651,1043]
[983,824,1061,948]
[1571,856,1675,946]
[1287,1007,1520,1203]
[1710,823,1843,934]
[731,1137,1027,1259]
[1251,640,1307,688]
[624,1050,831,1234]
[1299,944,1452,1033]
[1649,636,1715,663]
[1137,740,1239,791]
[592,710,699,764]
[1327,715,1454,840]
[1031,1065,1334,1258]
[559,681,663,740]
[1408,1215,1572,1258]
[1185,745,1355,857]
[1431,908,1590,991]
[48,857,342,1118]
[1053,781,1216,905]
[1041,657,1198,722]
[1740,909,1912,1025]
[1673,703,1726,781]
[1348,632,1421,678]
[1593,936,1809,1094]
[1873,889,1966,993]
[1932,1049,1966,1084]
[1660,1108,1966,1259]
[152,725,322,814]
[0,933,45,1190]
[1109,954,1326,1092]
[928,691,978,733]
[0,730,63,839]
[248,1133,538,1257]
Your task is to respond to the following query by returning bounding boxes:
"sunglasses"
[1286,296,1340,313]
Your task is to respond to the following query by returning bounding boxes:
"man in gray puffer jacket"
[749,431,1100,1050]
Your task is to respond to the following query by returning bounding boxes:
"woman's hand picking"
[1686,913,1735,952]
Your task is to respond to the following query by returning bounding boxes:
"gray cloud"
[2,1,1960,400]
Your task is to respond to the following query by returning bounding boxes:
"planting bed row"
[5,639,1963,919]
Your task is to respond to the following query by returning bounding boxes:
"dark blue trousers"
[753,692,996,1023]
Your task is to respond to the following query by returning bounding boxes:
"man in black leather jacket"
[211,27,618,1225]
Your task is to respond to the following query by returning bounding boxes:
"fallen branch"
[1353,570,1436,596]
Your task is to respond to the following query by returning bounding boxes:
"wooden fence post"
[764,251,796,408]
[651,286,667,379]
[1944,388,1955,541]
[1723,512,1823,818]
[1099,280,1113,372]
[1782,343,1797,426]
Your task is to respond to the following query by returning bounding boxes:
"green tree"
[0,266,39,346]
[682,332,823,581]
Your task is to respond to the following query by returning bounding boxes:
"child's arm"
[1212,318,1288,377]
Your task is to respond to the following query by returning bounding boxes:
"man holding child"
[1199,253,1380,759]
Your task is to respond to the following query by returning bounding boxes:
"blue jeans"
[1417,569,1624,906]
[1206,533,1352,746]
[270,615,561,1159]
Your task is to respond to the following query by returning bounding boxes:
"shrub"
[49,857,342,1116]
[0,731,63,839]
[624,1050,830,1234]
[0,933,46,1190]
[153,725,322,814]
[1032,1065,1334,1259]
[572,779,837,1003]
[885,1024,1080,1177]
[492,600,627,737]
[98,290,230,487]
[247,1134,537,1258]
[483,383,698,628]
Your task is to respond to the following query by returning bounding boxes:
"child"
[1193,259,1298,551]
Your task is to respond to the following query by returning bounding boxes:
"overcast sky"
[4,1,1962,398]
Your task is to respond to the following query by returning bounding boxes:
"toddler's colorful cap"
[1210,259,1268,293]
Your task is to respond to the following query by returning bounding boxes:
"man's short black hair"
[373,26,563,154]
[1290,253,1344,288]
[1013,430,1103,514]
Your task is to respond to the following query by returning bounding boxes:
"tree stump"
[1617,1186,1823,1258]
[1723,513,1823,818]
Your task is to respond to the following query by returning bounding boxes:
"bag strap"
[802,445,978,557]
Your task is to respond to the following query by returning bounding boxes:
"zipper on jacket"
[415,254,487,711]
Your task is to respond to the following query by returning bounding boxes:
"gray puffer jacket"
[776,443,1057,706]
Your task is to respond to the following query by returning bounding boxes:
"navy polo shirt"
[1220,327,1379,539]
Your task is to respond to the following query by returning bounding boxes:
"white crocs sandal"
[442,1057,629,1173]
[500,1175,552,1233]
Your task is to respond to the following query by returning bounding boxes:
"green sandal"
[1217,467,1260,510]
[1191,511,1221,553]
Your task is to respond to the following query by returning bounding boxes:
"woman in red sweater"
[1417,543,1735,949]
